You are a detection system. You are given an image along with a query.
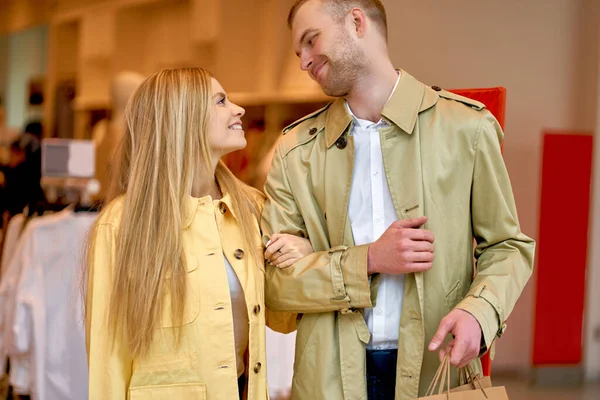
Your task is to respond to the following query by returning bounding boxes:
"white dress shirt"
[347,74,404,351]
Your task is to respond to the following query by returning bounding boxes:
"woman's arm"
[86,223,132,400]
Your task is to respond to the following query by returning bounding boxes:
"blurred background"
[0,0,599,399]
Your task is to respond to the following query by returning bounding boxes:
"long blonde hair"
[94,68,262,358]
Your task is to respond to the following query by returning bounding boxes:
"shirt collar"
[345,71,401,129]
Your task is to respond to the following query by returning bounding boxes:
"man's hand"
[367,216,434,275]
[428,309,483,368]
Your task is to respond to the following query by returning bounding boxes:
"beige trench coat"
[261,70,535,400]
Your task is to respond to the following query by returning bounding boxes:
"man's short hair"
[288,0,388,41]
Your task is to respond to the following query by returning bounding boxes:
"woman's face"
[209,78,246,160]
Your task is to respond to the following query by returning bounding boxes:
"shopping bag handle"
[462,364,489,398]
[425,354,451,397]
[426,356,489,398]
[425,354,444,396]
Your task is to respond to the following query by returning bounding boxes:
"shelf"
[51,0,167,24]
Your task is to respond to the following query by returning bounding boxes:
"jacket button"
[431,85,442,91]
[253,362,262,373]
[335,137,347,149]
[234,249,244,260]
[309,127,317,135]
[253,305,261,315]
[219,203,227,214]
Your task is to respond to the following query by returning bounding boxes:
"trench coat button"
[219,203,227,214]
[309,127,317,135]
[253,305,261,315]
[335,136,347,149]
[253,362,262,373]
[234,249,244,260]
[431,85,442,91]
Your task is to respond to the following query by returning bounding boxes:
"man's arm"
[430,111,535,366]
[458,111,535,350]
[261,142,373,314]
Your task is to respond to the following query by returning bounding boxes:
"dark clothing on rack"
[0,149,44,217]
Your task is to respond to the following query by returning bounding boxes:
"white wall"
[585,58,600,383]
[5,24,48,129]
[382,0,596,373]
[584,0,600,381]
[576,0,600,131]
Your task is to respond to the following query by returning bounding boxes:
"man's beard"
[318,31,365,97]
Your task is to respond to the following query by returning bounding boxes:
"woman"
[85,68,311,400]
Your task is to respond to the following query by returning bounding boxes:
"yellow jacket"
[86,190,295,400]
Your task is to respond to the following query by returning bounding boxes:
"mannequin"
[93,72,145,200]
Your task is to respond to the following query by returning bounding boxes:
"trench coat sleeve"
[251,190,300,333]
[261,142,372,314]
[457,111,535,350]
[265,310,297,334]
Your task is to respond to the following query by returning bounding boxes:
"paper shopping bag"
[416,355,509,399]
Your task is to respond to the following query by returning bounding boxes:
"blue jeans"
[238,374,246,399]
[366,349,398,400]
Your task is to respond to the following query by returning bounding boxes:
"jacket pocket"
[444,279,462,309]
[129,383,206,399]
[160,256,201,328]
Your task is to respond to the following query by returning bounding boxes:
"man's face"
[291,0,365,97]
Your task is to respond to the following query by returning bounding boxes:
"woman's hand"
[264,233,313,268]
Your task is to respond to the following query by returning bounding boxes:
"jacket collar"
[324,98,353,148]
[183,186,236,229]
[324,69,439,147]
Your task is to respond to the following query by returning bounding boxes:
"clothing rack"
[0,176,101,400]
[0,190,99,400]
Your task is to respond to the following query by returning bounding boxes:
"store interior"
[1,0,600,399]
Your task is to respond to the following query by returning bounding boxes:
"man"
[261,1,535,399]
